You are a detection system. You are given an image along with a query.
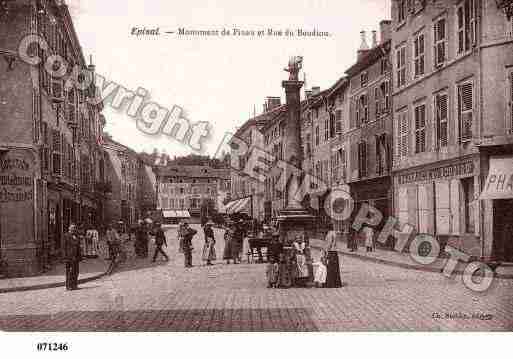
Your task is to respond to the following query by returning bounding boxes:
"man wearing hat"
[63,223,82,290]
[202,220,216,265]
[182,222,197,267]
[152,222,169,262]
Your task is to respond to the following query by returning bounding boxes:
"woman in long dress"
[325,226,342,288]
[223,224,234,264]
[293,236,309,287]
[313,250,328,287]
[202,221,216,265]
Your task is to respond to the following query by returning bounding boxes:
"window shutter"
[335,109,343,134]
[458,83,473,141]
[510,73,513,132]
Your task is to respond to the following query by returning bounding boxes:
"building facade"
[0,0,106,276]
[391,0,513,260]
[346,26,393,236]
[103,138,153,227]
[156,165,229,218]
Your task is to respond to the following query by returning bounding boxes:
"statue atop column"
[283,56,303,81]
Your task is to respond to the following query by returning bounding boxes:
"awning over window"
[225,197,251,214]
[162,210,190,218]
[480,156,513,200]
[163,210,177,218]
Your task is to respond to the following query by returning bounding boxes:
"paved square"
[1,225,512,331]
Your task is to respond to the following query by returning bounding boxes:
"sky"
[67,0,391,157]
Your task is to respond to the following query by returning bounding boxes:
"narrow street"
[0,224,512,331]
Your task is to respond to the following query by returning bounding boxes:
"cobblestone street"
[1,225,512,331]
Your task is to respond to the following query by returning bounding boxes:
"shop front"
[393,156,480,256]
[480,154,513,262]
[0,149,39,277]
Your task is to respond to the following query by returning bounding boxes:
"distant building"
[154,165,230,219]
[103,138,156,227]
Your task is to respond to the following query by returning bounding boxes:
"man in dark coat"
[152,222,169,262]
[182,223,197,267]
[63,224,81,290]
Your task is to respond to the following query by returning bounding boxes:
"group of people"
[265,224,342,289]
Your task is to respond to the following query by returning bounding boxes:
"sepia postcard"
[0,1,512,354]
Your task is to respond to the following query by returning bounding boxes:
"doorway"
[493,199,513,262]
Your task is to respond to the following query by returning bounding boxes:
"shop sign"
[480,156,513,200]
[0,153,34,203]
[398,161,474,185]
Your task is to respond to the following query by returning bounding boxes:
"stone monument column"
[277,56,315,250]
[282,79,303,209]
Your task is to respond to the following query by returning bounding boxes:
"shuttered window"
[52,130,62,176]
[315,125,320,146]
[396,45,406,88]
[335,109,343,134]
[457,0,476,54]
[375,87,381,117]
[435,93,448,148]
[413,33,425,77]
[458,82,473,142]
[397,111,409,158]
[358,141,368,178]
[382,81,390,112]
[339,148,346,181]
[414,104,426,153]
[359,94,368,124]
[510,73,513,133]
[434,18,446,67]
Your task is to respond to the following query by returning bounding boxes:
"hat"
[206,220,214,226]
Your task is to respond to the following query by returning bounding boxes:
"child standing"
[313,250,328,288]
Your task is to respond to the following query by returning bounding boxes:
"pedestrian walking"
[85,223,100,258]
[266,257,279,288]
[182,222,197,267]
[177,221,186,253]
[202,220,216,265]
[63,224,82,290]
[134,220,147,258]
[325,224,342,288]
[222,222,234,264]
[152,222,169,262]
[231,220,245,264]
[105,222,123,275]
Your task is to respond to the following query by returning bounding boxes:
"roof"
[345,40,391,77]
[103,137,139,157]
[156,165,230,179]
[233,104,288,138]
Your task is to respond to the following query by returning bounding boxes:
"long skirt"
[231,239,242,260]
[223,239,233,259]
[314,263,327,284]
[278,263,292,288]
[325,251,342,288]
[202,241,216,261]
[295,254,309,278]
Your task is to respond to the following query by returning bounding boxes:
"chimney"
[371,30,378,48]
[263,103,268,113]
[357,30,370,61]
[379,20,392,43]
[311,86,321,96]
[305,89,312,99]
[266,97,281,111]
